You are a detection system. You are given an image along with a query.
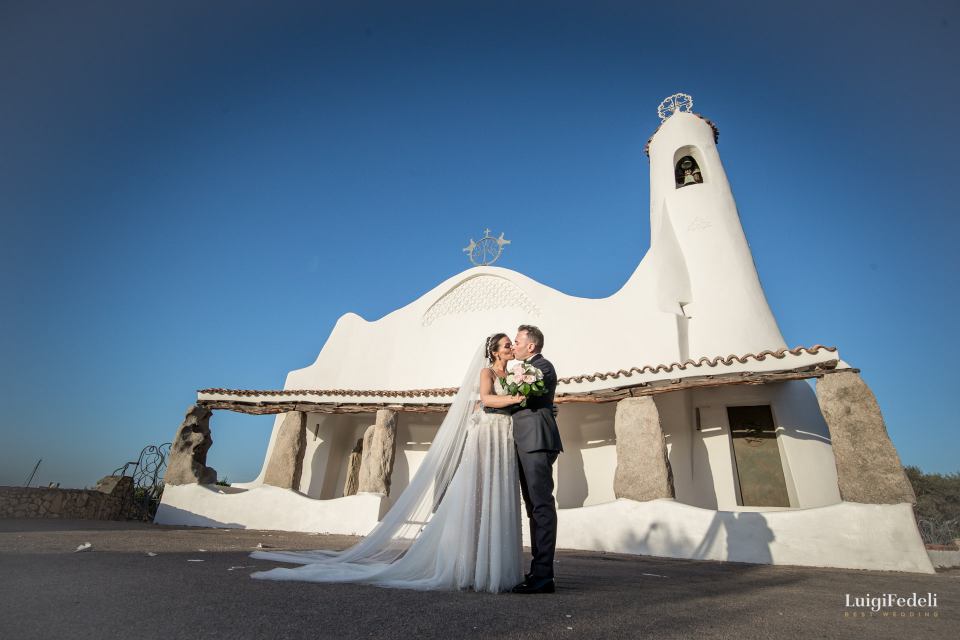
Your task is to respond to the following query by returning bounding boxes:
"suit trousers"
[516,448,559,579]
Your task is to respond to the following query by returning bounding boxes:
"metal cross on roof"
[463,229,511,266]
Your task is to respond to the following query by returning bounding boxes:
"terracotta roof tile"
[198,345,837,400]
[644,112,719,157]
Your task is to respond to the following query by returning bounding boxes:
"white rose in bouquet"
[500,362,547,407]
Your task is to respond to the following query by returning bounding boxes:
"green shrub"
[906,466,960,545]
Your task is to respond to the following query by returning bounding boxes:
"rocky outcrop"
[816,371,916,505]
[614,397,675,502]
[357,410,398,496]
[164,405,217,485]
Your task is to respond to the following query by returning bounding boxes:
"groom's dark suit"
[512,352,563,580]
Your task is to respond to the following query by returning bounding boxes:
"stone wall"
[0,476,135,520]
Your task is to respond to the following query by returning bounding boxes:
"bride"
[250,333,526,592]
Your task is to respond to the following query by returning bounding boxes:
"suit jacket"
[511,353,563,453]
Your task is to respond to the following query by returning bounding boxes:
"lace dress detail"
[456,371,523,590]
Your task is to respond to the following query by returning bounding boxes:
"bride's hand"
[512,394,524,404]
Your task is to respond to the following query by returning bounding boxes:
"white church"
[156,94,933,574]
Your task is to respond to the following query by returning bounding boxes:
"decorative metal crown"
[657,93,694,122]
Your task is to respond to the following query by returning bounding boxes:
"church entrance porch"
[156,356,931,572]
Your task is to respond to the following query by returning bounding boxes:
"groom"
[511,325,563,594]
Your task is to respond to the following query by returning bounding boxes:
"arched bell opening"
[675,154,704,188]
[671,145,707,189]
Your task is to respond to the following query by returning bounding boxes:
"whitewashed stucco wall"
[243,110,794,487]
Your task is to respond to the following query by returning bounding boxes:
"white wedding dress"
[251,346,524,593]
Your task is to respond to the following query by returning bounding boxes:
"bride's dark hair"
[485,333,509,363]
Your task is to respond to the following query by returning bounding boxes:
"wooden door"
[727,405,790,507]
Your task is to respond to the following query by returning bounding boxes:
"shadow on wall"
[556,403,617,509]
[692,511,775,564]
[557,446,588,509]
[690,426,719,510]
[557,438,616,509]
[324,418,371,499]
[392,414,445,499]
[575,508,777,566]
[391,439,431,501]
[154,502,246,530]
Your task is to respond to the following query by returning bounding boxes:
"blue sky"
[1,1,957,488]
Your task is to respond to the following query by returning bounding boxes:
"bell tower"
[646,94,786,360]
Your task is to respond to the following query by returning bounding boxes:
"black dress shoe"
[511,577,555,594]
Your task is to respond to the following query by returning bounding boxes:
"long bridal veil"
[250,343,489,585]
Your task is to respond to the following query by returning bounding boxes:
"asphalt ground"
[0,519,956,640]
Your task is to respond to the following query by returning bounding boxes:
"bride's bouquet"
[500,361,547,407]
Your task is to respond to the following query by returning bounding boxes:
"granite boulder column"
[342,438,364,497]
[357,410,398,496]
[614,396,675,501]
[263,411,307,490]
[816,370,916,504]
[164,404,218,485]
